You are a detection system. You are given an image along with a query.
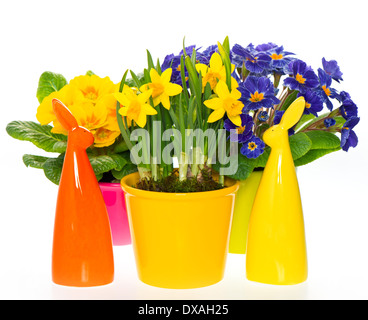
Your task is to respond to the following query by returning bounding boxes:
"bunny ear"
[280,96,306,130]
[52,99,78,132]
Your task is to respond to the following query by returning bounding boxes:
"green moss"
[135,168,224,193]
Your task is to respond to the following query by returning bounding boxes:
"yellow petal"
[204,98,222,110]
[208,108,225,123]
[231,77,239,90]
[161,68,172,83]
[230,88,242,100]
[119,106,129,116]
[195,63,208,76]
[150,68,162,84]
[160,94,171,110]
[228,114,242,126]
[215,80,229,98]
[136,111,147,128]
[137,89,153,104]
[142,103,158,115]
[114,92,130,107]
[165,83,182,96]
[209,52,223,72]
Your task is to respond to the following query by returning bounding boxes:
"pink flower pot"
[99,182,131,246]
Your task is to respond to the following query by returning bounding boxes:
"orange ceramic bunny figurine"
[51,98,114,287]
[246,96,307,285]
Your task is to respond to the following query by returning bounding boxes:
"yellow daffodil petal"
[231,77,239,90]
[230,88,242,100]
[165,82,183,96]
[149,68,162,84]
[142,103,158,115]
[119,106,129,116]
[137,89,153,104]
[136,111,147,128]
[208,108,226,123]
[215,80,230,98]
[114,92,131,107]
[204,98,222,110]
[209,52,223,72]
[195,63,208,76]
[228,115,242,126]
[160,94,171,110]
[161,68,172,83]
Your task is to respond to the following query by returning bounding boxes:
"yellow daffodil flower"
[195,52,238,92]
[140,68,182,110]
[204,80,244,126]
[114,85,157,128]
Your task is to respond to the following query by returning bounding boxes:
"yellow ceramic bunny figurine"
[246,96,308,285]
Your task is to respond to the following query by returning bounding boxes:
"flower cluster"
[216,41,360,156]
[36,74,121,148]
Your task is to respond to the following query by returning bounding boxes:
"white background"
[1,0,367,300]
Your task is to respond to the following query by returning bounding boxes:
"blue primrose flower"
[224,114,254,143]
[324,118,336,128]
[322,57,343,83]
[283,59,319,94]
[317,68,339,111]
[341,116,360,151]
[258,111,270,122]
[297,90,323,117]
[238,76,280,112]
[240,136,265,159]
[232,43,272,74]
[339,91,358,120]
[257,45,295,74]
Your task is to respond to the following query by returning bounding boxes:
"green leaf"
[23,154,49,169]
[218,40,232,90]
[146,50,155,71]
[43,155,64,185]
[305,130,341,149]
[109,153,128,171]
[86,70,95,76]
[294,147,341,167]
[112,164,138,180]
[280,90,298,111]
[36,71,67,103]
[88,155,120,176]
[6,121,67,153]
[289,132,313,160]
[294,113,315,132]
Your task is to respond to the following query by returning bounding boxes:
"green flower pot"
[228,170,263,254]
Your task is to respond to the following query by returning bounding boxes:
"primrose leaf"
[36,71,67,103]
[305,130,341,149]
[6,121,67,153]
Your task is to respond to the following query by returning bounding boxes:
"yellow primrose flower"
[204,80,244,126]
[36,84,85,126]
[140,68,182,110]
[114,85,157,128]
[36,74,122,148]
[195,52,238,92]
[69,74,118,105]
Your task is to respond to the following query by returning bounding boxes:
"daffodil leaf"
[23,154,49,169]
[36,71,67,103]
[130,70,142,88]
[86,70,95,76]
[146,50,155,71]
[6,120,67,153]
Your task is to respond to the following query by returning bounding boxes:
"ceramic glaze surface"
[121,172,239,289]
[99,182,131,246]
[51,99,114,287]
[246,97,308,285]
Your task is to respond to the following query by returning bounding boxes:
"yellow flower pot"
[228,170,263,254]
[121,172,239,289]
